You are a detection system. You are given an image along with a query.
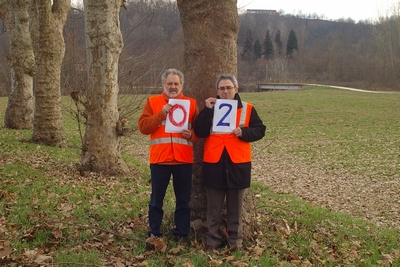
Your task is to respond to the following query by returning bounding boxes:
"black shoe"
[204,245,218,252]
[204,240,227,252]
[226,245,241,252]
[174,235,190,246]
[145,241,155,251]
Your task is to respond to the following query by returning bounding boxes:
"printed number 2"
[217,103,232,127]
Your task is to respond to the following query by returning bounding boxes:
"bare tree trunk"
[31,0,70,146]
[80,0,129,175]
[0,0,35,129]
[177,0,257,240]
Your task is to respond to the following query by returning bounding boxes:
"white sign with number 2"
[212,99,237,133]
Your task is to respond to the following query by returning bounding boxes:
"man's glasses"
[218,86,235,91]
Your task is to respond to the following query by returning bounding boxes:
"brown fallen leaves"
[145,234,167,252]
[2,138,400,266]
[251,149,400,230]
[0,239,11,258]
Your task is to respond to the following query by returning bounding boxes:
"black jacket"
[194,93,266,189]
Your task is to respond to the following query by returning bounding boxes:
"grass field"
[248,86,400,177]
[1,86,399,266]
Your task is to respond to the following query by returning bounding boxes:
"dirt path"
[311,84,400,94]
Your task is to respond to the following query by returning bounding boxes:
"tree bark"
[80,0,129,175]
[177,0,257,240]
[31,0,70,146]
[0,0,35,129]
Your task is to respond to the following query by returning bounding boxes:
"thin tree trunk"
[177,0,257,240]
[31,0,70,146]
[0,0,35,129]
[80,0,129,175]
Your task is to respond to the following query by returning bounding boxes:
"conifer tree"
[286,29,299,58]
[274,30,283,57]
[253,39,262,59]
[241,28,254,61]
[262,29,274,60]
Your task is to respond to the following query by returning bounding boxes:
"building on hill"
[246,9,279,15]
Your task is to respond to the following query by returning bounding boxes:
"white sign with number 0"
[165,99,190,133]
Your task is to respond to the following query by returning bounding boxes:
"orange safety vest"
[204,101,252,163]
[149,95,196,164]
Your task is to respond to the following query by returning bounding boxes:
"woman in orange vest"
[138,69,199,244]
[194,74,266,250]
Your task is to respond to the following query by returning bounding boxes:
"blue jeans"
[148,164,192,237]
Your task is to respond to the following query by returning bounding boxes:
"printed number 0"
[169,104,187,127]
[216,103,232,127]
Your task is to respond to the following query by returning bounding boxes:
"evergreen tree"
[274,30,283,57]
[241,28,254,61]
[262,29,274,60]
[286,29,299,58]
[253,39,262,59]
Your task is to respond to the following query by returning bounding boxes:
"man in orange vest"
[138,68,199,243]
[194,74,266,250]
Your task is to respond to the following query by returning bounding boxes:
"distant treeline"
[0,0,399,96]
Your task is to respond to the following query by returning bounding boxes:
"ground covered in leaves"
[128,135,400,231]
[1,130,399,266]
[251,141,400,230]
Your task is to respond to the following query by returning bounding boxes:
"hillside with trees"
[1,0,399,97]
[238,10,400,90]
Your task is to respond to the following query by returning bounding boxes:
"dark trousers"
[205,187,245,248]
[148,164,192,237]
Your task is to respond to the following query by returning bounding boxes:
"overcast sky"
[237,0,399,22]
[71,0,399,22]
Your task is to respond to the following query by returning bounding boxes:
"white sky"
[237,0,399,22]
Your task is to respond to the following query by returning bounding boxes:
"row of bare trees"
[0,0,132,173]
[0,0,68,141]
[2,2,400,97]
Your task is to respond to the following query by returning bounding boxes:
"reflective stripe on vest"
[150,137,193,146]
[238,101,248,127]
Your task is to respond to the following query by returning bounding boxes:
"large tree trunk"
[31,0,70,146]
[0,0,35,129]
[80,0,129,175]
[177,0,257,240]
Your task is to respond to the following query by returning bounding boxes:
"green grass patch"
[250,87,400,178]
[1,86,399,266]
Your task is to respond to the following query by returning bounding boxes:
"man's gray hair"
[161,68,184,85]
[215,74,238,88]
